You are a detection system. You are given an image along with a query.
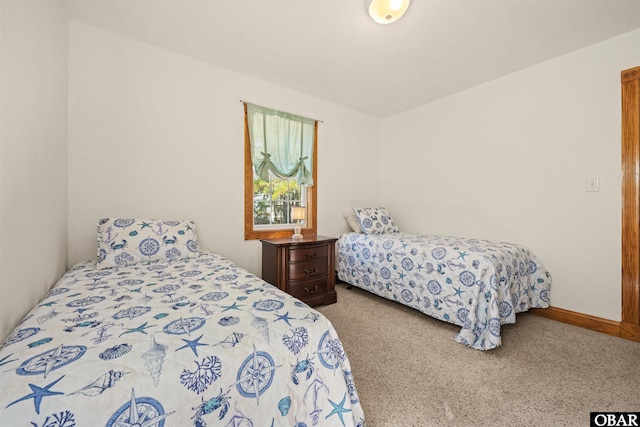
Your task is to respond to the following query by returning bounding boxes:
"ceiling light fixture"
[366,0,410,24]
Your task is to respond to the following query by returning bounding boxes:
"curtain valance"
[246,103,315,186]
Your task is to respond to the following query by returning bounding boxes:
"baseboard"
[529,306,637,341]
[621,322,640,342]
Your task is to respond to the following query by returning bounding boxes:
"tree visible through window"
[253,174,303,226]
[244,103,317,240]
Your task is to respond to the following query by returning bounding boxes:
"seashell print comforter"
[0,251,365,426]
[337,232,551,350]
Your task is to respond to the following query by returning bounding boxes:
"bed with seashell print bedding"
[337,231,551,351]
[0,218,365,427]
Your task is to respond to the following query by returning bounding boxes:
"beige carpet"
[316,283,640,427]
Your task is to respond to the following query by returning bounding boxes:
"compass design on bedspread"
[84,269,112,278]
[17,345,86,378]
[317,331,345,371]
[152,284,180,294]
[162,317,205,335]
[200,291,229,302]
[146,263,168,273]
[213,273,238,282]
[252,299,284,312]
[1,327,40,348]
[106,389,172,427]
[47,287,69,297]
[116,279,144,287]
[112,306,152,320]
[179,270,202,277]
[66,296,105,308]
[235,346,279,404]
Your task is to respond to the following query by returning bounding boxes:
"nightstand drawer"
[289,245,328,262]
[287,277,328,300]
[260,235,337,307]
[289,260,327,281]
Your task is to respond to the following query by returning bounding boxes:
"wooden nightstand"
[261,235,337,307]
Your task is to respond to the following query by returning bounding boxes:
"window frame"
[244,103,317,240]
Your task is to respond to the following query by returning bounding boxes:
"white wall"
[379,30,640,322]
[3,13,633,341]
[68,21,380,275]
[0,1,68,340]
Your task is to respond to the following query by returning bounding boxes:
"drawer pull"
[304,267,319,276]
[304,252,318,260]
[304,284,318,294]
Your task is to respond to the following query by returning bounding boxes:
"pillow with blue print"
[352,207,399,234]
[96,218,200,269]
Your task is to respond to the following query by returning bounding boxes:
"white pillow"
[96,218,200,268]
[353,207,399,234]
[344,210,362,233]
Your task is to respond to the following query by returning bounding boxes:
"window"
[253,174,303,226]
[244,103,317,240]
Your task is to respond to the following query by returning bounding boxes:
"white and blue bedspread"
[337,232,551,350]
[0,251,365,427]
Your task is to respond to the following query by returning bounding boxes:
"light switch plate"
[586,177,600,192]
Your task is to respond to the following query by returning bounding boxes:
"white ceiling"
[64,0,640,118]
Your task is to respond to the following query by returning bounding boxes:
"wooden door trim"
[621,66,640,341]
